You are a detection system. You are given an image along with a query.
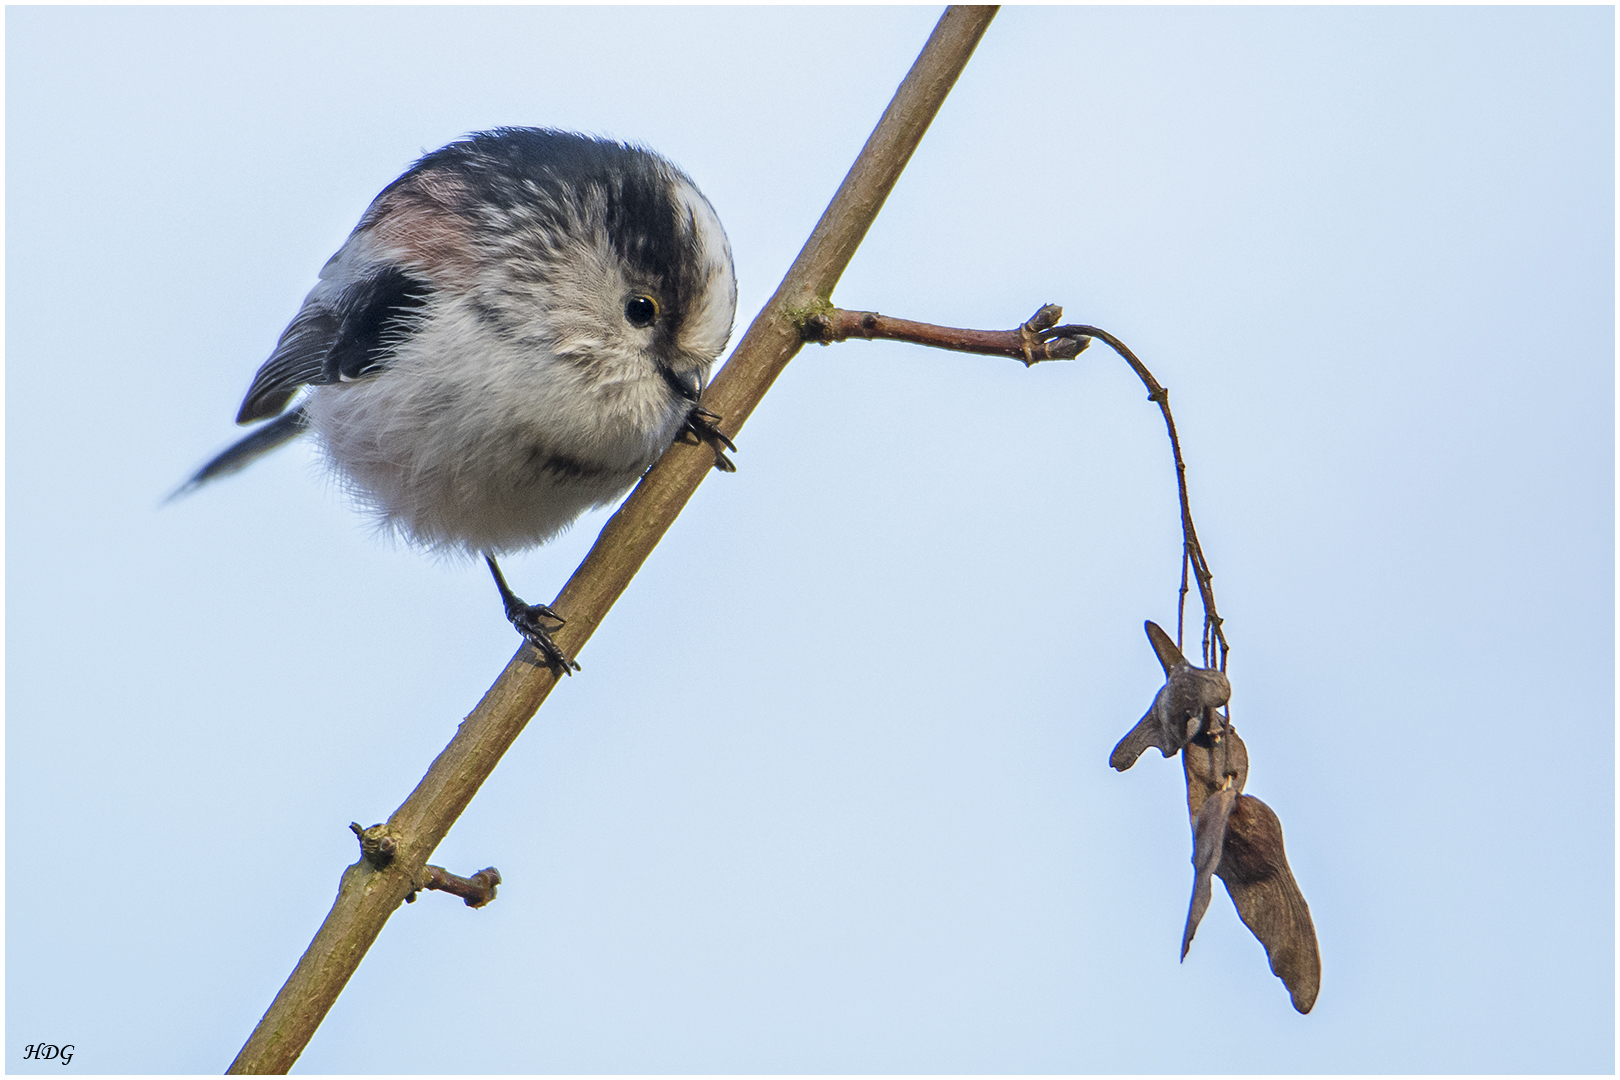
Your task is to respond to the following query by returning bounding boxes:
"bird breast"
[302,305,689,557]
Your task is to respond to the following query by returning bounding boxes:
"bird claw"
[680,406,737,472]
[485,555,579,674]
[507,604,580,675]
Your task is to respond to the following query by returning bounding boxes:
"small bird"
[177,128,739,671]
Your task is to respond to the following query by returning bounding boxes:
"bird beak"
[658,362,704,403]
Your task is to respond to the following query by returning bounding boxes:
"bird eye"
[624,294,658,328]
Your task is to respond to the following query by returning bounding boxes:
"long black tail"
[168,407,309,501]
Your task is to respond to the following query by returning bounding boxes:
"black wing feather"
[236,308,340,423]
[234,266,433,424]
[324,266,432,383]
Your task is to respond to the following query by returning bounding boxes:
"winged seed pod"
[1108,620,1320,1013]
[1109,621,1231,771]
[1181,713,1249,817]
[1213,793,1321,1013]
[1182,784,1237,961]
[1177,712,1246,960]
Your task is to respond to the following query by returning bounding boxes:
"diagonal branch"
[226,6,1000,1073]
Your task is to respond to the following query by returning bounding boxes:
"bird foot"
[485,556,580,674]
[505,600,580,675]
[680,406,737,472]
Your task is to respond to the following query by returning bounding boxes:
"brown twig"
[1055,324,1227,671]
[803,305,1228,671]
[348,822,502,908]
[803,304,1089,364]
[226,7,999,1074]
[408,866,502,909]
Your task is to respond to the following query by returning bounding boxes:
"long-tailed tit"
[178,128,739,671]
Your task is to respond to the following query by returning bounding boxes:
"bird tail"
[168,407,310,501]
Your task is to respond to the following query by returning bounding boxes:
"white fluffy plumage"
[189,128,737,555]
[181,128,738,667]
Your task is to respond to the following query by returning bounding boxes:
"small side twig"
[409,866,502,909]
[802,304,1090,364]
[351,822,501,908]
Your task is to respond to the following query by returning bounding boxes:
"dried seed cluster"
[1111,621,1321,1014]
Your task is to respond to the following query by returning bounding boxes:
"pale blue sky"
[7,5,1614,1073]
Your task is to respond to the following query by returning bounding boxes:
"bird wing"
[321,265,433,384]
[235,305,340,423]
[235,264,433,424]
